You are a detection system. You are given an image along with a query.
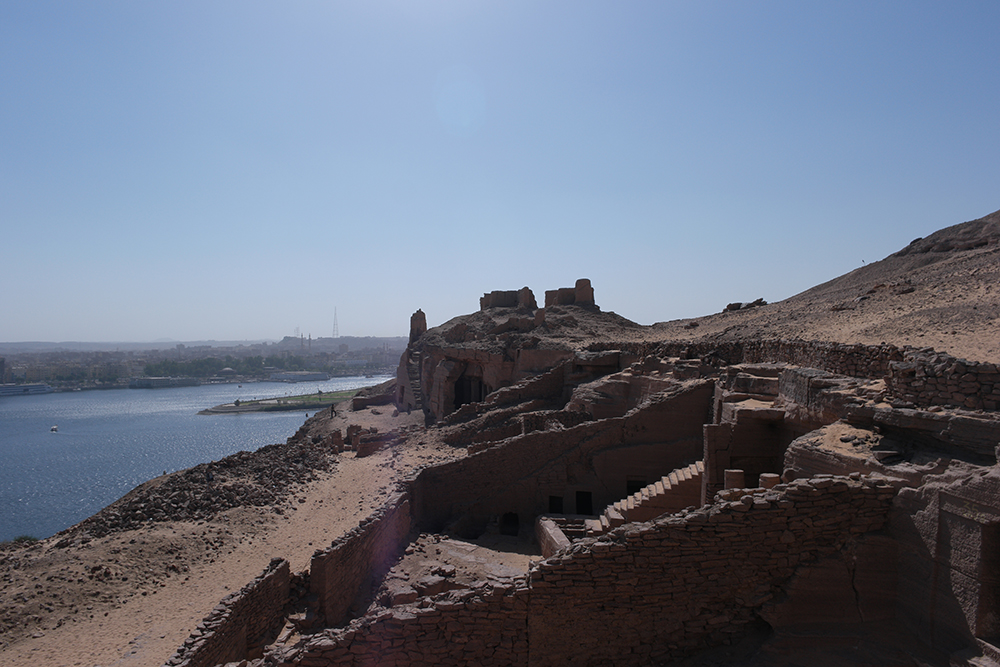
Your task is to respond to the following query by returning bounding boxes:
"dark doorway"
[576,491,593,516]
[499,512,520,536]
[626,479,646,496]
[548,496,564,513]
[454,375,487,409]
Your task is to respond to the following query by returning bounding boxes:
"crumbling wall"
[267,475,895,667]
[480,286,537,310]
[414,380,713,533]
[650,339,907,379]
[527,475,895,666]
[888,349,1000,410]
[350,393,393,411]
[544,278,596,308]
[637,339,1000,412]
[309,493,412,627]
[269,580,529,667]
[165,558,290,667]
[441,361,569,426]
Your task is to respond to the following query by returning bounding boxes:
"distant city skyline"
[3,2,998,342]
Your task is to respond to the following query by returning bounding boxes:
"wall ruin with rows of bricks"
[886,348,1000,410]
[165,558,290,667]
[413,380,713,532]
[309,492,413,627]
[651,339,907,379]
[269,579,529,667]
[586,338,1000,412]
[266,475,895,667]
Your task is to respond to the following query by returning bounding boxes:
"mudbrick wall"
[164,558,290,667]
[263,475,895,667]
[309,492,413,627]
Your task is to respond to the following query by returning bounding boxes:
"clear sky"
[2,1,998,342]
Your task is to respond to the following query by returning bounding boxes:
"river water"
[0,376,391,542]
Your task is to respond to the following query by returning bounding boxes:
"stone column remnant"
[759,473,781,489]
[409,309,427,344]
[724,469,746,489]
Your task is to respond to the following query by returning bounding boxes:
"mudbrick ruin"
[156,251,1000,665]
[5,211,1000,666]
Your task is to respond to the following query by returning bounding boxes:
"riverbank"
[198,389,359,414]
[0,389,454,667]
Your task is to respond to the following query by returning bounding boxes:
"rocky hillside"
[649,208,1000,363]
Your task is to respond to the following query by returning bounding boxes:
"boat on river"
[0,383,54,397]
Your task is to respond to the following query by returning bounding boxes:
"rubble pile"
[72,441,337,539]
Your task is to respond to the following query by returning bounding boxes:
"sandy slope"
[644,233,1000,364]
[0,406,459,667]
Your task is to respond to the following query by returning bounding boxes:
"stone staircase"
[585,460,704,536]
[406,350,423,410]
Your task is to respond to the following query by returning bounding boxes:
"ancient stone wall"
[165,558,290,667]
[350,393,393,411]
[441,361,569,425]
[887,349,1000,410]
[355,430,400,458]
[267,475,895,667]
[480,286,537,310]
[414,381,713,533]
[544,278,596,308]
[269,579,530,667]
[309,492,412,627]
[527,476,894,666]
[614,339,1000,412]
[648,339,906,379]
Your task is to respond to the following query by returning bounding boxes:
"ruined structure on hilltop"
[167,210,1000,667]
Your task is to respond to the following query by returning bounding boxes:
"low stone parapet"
[163,558,290,667]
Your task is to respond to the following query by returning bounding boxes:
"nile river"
[0,376,390,542]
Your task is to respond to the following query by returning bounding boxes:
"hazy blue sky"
[2,1,998,342]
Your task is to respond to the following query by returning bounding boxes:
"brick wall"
[164,558,290,667]
[309,492,413,627]
[589,338,999,412]
[270,579,530,667]
[887,349,1000,410]
[413,381,713,533]
[268,475,895,667]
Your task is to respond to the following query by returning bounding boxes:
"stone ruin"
[167,284,1000,667]
[480,286,538,311]
[545,277,595,308]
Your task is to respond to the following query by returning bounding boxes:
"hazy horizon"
[3,2,998,343]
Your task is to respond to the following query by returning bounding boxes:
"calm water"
[0,376,391,542]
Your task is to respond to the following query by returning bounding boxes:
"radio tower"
[332,308,339,339]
